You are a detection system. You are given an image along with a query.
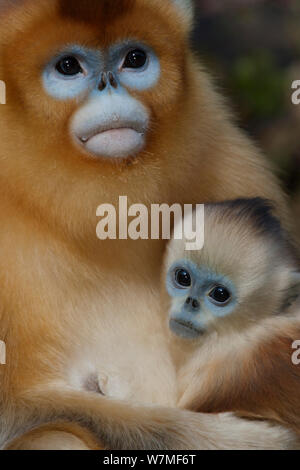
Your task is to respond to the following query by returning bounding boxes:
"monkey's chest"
[65,290,177,407]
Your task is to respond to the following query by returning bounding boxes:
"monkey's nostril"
[98,72,108,91]
[185,297,200,310]
[98,72,118,91]
[186,297,200,309]
[108,71,118,89]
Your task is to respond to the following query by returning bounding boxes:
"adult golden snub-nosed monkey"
[0,0,296,450]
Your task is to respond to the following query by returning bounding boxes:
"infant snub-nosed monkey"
[164,198,300,437]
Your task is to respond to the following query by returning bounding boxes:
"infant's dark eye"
[209,286,231,305]
[175,269,191,288]
[123,49,147,69]
[56,56,83,76]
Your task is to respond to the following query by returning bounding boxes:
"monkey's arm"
[178,316,300,438]
[2,387,297,450]
[5,422,102,450]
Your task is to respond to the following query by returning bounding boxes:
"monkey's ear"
[282,272,300,311]
[170,0,194,27]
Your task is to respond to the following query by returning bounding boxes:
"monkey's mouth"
[169,319,204,340]
[76,122,146,159]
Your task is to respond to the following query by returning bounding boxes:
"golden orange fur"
[0,0,296,449]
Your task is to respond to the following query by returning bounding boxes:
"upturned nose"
[185,297,200,310]
[98,71,118,91]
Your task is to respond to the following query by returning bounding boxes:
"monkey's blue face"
[42,42,160,159]
[166,260,237,339]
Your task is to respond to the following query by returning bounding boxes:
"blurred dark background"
[193,0,300,233]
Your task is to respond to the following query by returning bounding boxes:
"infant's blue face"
[166,259,237,340]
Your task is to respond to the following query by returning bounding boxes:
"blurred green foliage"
[230,52,286,121]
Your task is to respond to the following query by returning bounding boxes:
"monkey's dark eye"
[56,56,83,76]
[209,286,231,305]
[123,49,147,69]
[175,269,191,288]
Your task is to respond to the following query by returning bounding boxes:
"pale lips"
[78,124,146,159]
[169,318,204,339]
